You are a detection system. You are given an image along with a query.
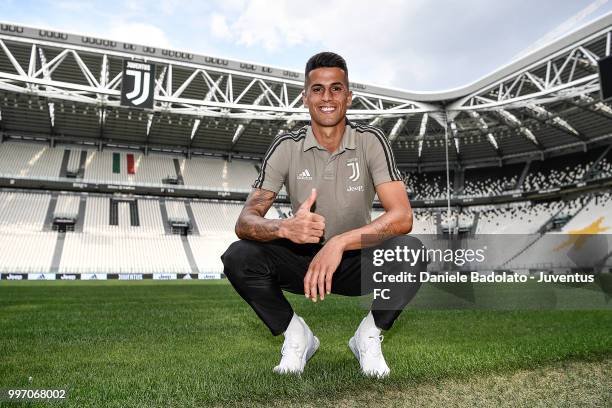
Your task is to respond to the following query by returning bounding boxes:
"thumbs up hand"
[297,187,317,214]
[280,188,326,244]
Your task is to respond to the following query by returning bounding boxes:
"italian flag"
[112,153,136,174]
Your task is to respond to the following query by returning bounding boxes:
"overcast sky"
[2,0,611,91]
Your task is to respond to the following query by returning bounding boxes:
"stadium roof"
[0,13,611,169]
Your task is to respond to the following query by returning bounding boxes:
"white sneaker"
[273,316,319,375]
[349,318,390,378]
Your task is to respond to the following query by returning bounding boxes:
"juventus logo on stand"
[120,60,156,109]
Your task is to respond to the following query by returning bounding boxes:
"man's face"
[303,67,352,128]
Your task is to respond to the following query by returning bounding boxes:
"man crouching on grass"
[221,52,423,378]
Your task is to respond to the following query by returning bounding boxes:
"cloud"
[208,0,430,87]
[4,0,612,91]
[105,22,173,48]
[56,1,91,11]
[210,13,231,40]
[512,0,610,59]
[203,0,612,91]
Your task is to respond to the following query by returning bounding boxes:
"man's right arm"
[235,188,325,243]
[235,188,283,241]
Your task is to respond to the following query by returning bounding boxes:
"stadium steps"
[158,199,172,234]
[109,199,118,226]
[43,193,59,231]
[73,196,87,232]
[471,212,480,235]
[436,212,443,236]
[538,202,571,234]
[130,201,140,226]
[184,201,200,235]
[561,195,595,231]
[503,202,571,266]
[180,235,199,273]
[50,231,65,273]
[172,158,185,185]
[77,150,87,178]
[582,144,612,181]
[454,169,464,195]
[58,149,71,178]
[516,161,531,190]
[502,234,544,267]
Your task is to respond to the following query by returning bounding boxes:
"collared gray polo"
[253,120,403,241]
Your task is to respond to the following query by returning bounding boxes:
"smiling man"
[221,52,422,378]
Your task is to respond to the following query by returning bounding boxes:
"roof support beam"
[232,85,278,147]
[188,76,225,147]
[525,103,586,142]
[389,117,407,144]
[190,118,201,140]
[369,116,383,127]
[468,110,503,157]
[495,108,541,148]
[0,39,26,76]
[578,94,612,117]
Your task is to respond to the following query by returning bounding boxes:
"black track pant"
[221,236,424,336]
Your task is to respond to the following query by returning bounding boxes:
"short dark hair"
[305,52,349,85]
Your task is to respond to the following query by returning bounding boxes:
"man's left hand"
[304,237,345,302]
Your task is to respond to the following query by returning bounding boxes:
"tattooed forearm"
[235,189,284,241]
[332,208,413,251]
[251,189,276,209]
[371,218,398,239]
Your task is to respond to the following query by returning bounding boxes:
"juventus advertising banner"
[599,55,612,101]
[120,60,156,109]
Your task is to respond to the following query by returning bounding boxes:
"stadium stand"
[0,142,63,178]
[0,231,58,273]
[59,234,191,274]
[522,148,612,191]
[54,193,80,219]
[180,157,258,192]
[83,150,178,186]
[504,193,612,270]
[463,163,522,197]
[0,16,611,279]
[411,210,438,235]
[475,201,568,234]
[165,200,189,222]
[403,171,453,200]
[0,141,260,192]
[0,191,50,231]
[189,201,243,232]
[1,140,611,202]
[561,193,612,232]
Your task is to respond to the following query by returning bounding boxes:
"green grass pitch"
[0,280,611,407]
